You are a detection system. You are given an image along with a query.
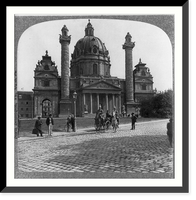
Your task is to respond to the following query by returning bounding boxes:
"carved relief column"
[59,25,71,117]
[123,32,136,114]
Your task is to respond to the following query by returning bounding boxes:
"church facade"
[33,20,155,118]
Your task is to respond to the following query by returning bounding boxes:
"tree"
[140,90,173,118]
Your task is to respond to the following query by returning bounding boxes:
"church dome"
[73,36,109,59]
[70,20,111,78]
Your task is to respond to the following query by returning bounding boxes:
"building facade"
[33,51,60,118]
[17,91,33,118]
[134,58,155,102]
[21,20,155,118]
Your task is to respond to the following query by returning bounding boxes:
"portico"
[76,80,122,116]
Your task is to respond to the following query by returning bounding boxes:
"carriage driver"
[96,104,104,117]
[95,104,104,124]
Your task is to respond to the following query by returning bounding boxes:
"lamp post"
[73,91,77,132]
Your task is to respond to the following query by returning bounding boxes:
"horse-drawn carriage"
[94,110,119,132]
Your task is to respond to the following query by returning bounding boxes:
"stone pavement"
[15,119,173,178]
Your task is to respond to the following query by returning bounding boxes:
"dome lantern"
[85,19,94,36]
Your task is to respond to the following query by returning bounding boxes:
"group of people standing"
[33,105,138,137]
[33,114,54,137]
[95,104,137,131]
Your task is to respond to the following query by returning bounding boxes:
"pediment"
[82,80,121,90]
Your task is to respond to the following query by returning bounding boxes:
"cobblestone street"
[15,119,173,178]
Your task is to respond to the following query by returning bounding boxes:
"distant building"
[19,20,156,118]
[134,58,155,102]
[17,91,33,118]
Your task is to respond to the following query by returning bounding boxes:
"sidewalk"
[18,119,168,142]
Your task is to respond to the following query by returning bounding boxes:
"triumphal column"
[59,25,71,117]
[123,32,136,115]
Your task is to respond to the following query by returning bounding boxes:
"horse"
[105,116,112,130]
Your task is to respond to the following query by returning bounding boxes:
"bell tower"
[59,25,71,117]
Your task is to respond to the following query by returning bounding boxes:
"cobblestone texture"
[17,120,173,177]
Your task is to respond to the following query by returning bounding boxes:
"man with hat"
[131,112,137,130]
[34,116,43,137]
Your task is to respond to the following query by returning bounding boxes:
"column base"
[126,101,139,116]
[59,99,72,118]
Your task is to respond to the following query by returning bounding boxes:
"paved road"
[16,119,173,178]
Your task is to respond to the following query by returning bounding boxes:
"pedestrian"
[34,116,43,137]
[167,118,173,147]
[70,114,75,131]
[131,113,137,130]
[46,114,54,136]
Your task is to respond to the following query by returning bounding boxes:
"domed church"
[33,20,155,118]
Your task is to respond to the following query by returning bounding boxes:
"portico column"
[119,94,121,114]
[83,93,86,105]
[90,93,93,114]
[106,94,108,111]
[112,94,115,108]
[97,93,99,109]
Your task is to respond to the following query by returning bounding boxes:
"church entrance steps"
[83,113,95,118]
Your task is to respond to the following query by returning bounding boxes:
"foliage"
[140,89,173,118]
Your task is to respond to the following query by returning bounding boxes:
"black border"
[4,2,189,193]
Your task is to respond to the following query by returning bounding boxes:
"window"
[21,108,23,111]
[93,47,97,54]
[142,84,147,90]
[19,95,22,99]
[26,114,29,117]
[141,70,146,76]
[26,108,28,111]
[43,80,50,87]
[44,64,49,70]
[26,101,28,104]
[80,67,83,75]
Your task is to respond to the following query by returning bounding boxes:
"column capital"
[59,35,71,44]
[122,42,135,50]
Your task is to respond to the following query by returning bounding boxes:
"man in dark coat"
[167,118,173,147]
[131,113,137,130]
[34,116,43,137]
[46,114,54,136]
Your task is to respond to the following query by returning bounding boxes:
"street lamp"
[73,91,77,132]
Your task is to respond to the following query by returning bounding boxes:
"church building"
[33,20,155,118]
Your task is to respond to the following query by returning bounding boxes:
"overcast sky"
[17,18,173,92]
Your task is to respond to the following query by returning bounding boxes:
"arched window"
[141,70,146,76]
[93,47,97,54]
[42,99,52,118]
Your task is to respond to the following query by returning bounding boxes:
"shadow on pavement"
[45,134,173,178]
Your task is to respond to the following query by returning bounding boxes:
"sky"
[17,18,173,92]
